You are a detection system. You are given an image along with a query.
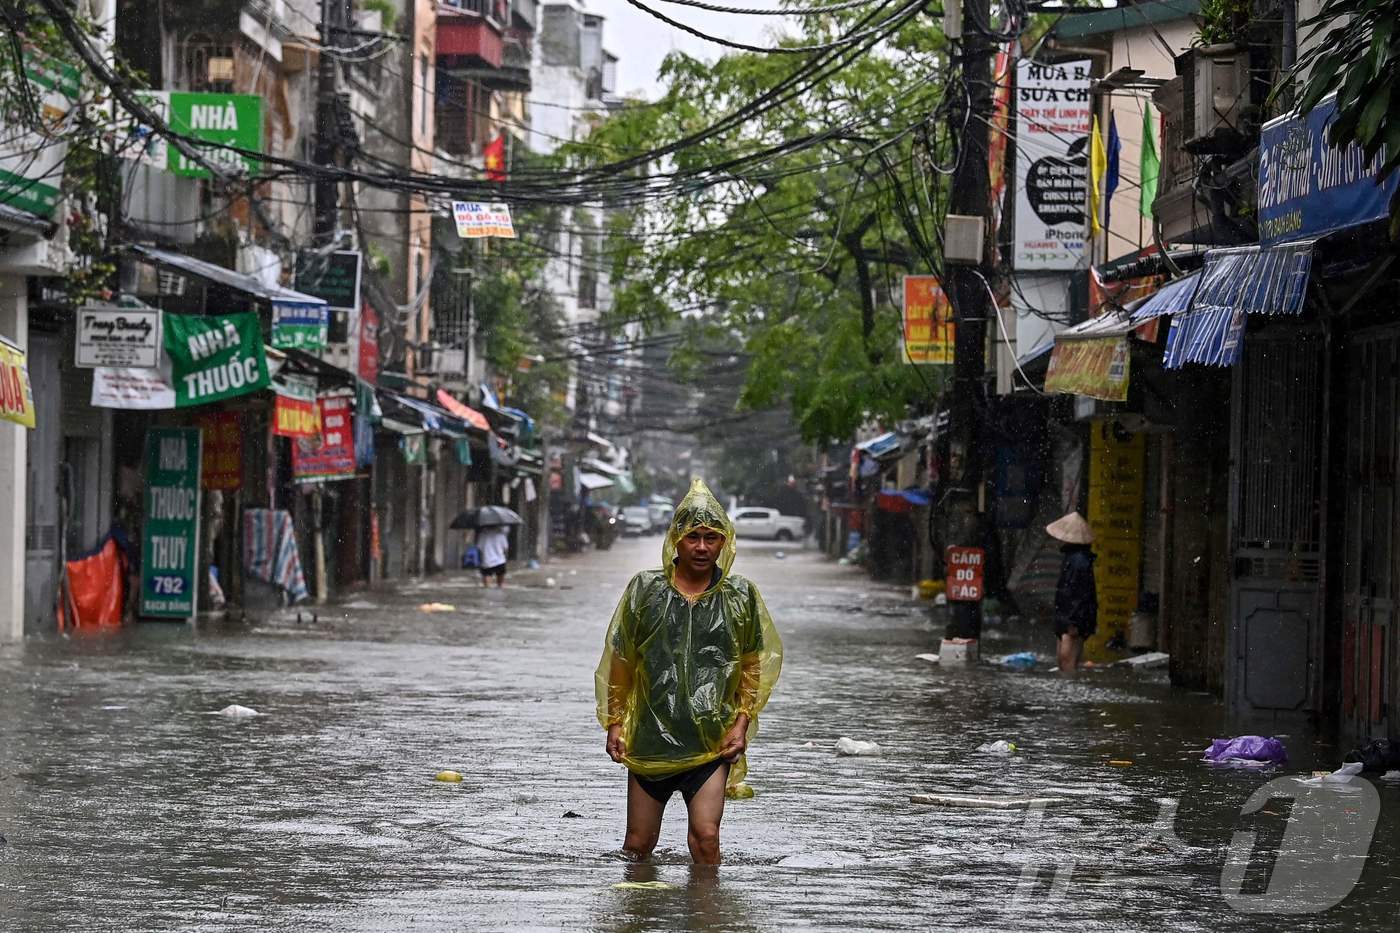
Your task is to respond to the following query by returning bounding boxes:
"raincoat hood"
[662,478,737,585]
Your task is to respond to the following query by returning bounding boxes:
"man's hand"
[718,713,751,762]
[606,724,627,763]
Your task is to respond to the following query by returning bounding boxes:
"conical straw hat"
[1046,511,1094,545]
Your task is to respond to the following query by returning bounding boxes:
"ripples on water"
[0,539,1396,930]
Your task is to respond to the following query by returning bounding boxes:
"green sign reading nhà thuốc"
[165,92,263,178]
[164,312,270,407]
[141,427,202,619]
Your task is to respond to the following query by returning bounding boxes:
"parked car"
[618,508,648,536]
[731,507,806,542]
[647,497,674,533]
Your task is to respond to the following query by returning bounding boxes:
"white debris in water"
[544,577,557,588]
[977,740,1017,755]
[915,653,940,664]
[834,737,882,757]
[1118,652,1170,670]
[342,600,378,610]
[101,705,128,711]
[215,704,260,719]
[910,794,1066,809]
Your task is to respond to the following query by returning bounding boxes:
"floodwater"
[0,536,1397,930]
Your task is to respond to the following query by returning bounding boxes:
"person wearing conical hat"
[596,478,783,865]
[1047,511,1096,671]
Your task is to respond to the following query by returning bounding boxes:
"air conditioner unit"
[1182,44,1249,154]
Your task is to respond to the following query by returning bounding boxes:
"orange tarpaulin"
[59,537,127,630]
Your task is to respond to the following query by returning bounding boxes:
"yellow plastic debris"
[435,770,464,783]
[612,881,676,891]
[419,603,456,613]
[1108,759,1134,768]
[917,579,945,599]
[725,782,755,800]
[595,479,783,792]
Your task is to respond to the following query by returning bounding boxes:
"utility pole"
[313,0,345,241]
[941,0,995,645]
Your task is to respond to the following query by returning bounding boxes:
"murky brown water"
[0,536,1395,930]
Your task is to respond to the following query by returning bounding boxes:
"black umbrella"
[450,506,524,530]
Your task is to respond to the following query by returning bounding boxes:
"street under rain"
[1,536,1396,931]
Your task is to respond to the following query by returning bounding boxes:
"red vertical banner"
[198,411,242,490]
[945,546,986,601]
[358,302,379,384]
[293,395,357,482]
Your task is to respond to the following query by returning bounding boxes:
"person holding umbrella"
[451,506,523,588]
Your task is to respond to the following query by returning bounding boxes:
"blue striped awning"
[1193,240,1315,318]
[1130,271,1200,321]
[1162,240,1316,369]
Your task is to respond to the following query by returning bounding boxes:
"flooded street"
[1,537,1396,931]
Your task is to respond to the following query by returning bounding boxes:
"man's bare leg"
[1057,627,1083,671]
[623,774,665,860]
[685,762,730,865]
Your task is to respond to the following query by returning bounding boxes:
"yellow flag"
[1089,114,1106,237]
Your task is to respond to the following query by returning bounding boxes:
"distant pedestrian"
[475,524,510,588]
[1047,511,1096,672]
[596,478,783,865]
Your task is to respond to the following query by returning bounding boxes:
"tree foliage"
[569,11,953,443]
[1292,0,1400,231]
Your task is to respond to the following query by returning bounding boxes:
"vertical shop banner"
[1084,423,1145,661]
[140,427,202,619]
[357,302,380,383]
[902,275,955,365]
[292,394,356,482]
[1014,59,1091,271]
[197,411,242,490]
[164,312,270,407]
[273,374,321,438]
[0,336,36,428]
[271,301,329,351]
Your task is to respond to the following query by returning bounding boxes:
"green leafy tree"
[568,10,952,444]
[1291,0,1400,232]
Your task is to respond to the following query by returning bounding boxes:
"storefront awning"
[1044,309,1139,402]
[578,471,614,491]
[379,417,424,436]
[1130,271,1200,321]
[1160,240,1315,370]
[856,432,903,460]
[130,245,328,306]
[1194,240,1314,319]
[435,388,490,432]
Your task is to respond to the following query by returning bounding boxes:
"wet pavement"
[1,536,1398,930]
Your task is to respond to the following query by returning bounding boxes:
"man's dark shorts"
[480,563,506,581]
[632,758,729,805]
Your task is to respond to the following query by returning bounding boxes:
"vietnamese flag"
[484,133,507,182]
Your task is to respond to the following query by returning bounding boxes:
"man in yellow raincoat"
[596,479,782,865]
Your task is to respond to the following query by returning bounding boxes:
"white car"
[731,507,805,542]
[619,508,648,536]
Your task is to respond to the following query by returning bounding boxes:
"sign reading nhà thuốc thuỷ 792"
[141,428,202,619]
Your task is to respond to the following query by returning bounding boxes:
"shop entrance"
[1341,325,1400,741]
[1228,330,1326,719]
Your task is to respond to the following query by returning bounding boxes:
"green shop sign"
[141,427,202,619]
[165,92,263,178]
[164,312,270,406]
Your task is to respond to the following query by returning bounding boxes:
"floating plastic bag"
[998,652,1038,670]
[1203,736,1287,768]
[834,737,882,757]
[978,740,1018,755]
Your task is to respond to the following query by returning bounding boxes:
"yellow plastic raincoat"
[596,479,783,789]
